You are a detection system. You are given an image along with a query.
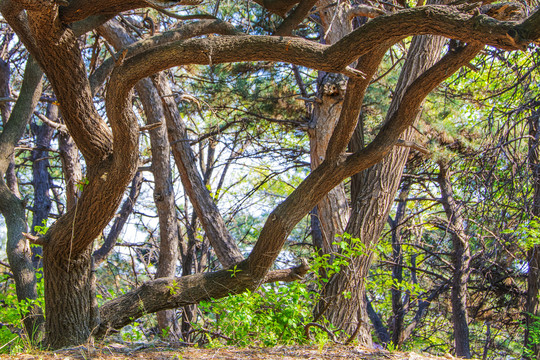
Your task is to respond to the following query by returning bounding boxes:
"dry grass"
[0,344,460,360]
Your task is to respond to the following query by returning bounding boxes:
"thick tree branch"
[0,56,43,176]
[89,19,242,95]
[342,43,484,178]
[109,5,534,94]
[263,259,309,283]
[96,259,310,336]
[251,0,301,17]
[274,0,318,36]
[96,260,255,337]
[59,0,203,23]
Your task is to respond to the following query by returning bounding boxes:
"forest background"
[0,0,539,359]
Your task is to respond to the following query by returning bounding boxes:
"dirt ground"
[0,344,460,360]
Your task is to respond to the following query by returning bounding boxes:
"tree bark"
[30,103,56,268]
[308,0,352,254]
[99,18,183,339]
[0,55,44,342]
[0,56,19,196]
[390,180,411,347]
[437,162,471,358]
[42,247,99,349]
[525,107,540,358]
[320,33,447,344]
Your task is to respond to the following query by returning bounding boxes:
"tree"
[0,0,539,350]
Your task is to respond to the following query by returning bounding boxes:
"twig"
[0,259,10,268]
[139,122,163,132]
[22,232,46,246]
[395,139,430,154]
[34,111,68,133]
[304,322,345,345]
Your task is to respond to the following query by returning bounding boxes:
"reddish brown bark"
[0,0,536,349]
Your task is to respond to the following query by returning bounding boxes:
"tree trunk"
[42,246,99,348]
[0,55,45,342]
[525,107,540,358]
[137,77,180,339]
[0,57,19,197]
[390,180,411,347]
[437,162,471,358]
[308,0,351,253]
[30,103,56,268]
[320,33,446,343]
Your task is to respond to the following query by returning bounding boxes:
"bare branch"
[22,232,47,246]
[263,259,310,283]
[33,111,68,133]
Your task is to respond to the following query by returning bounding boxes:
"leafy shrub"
[0,272,44,354]
[196,281,315,347]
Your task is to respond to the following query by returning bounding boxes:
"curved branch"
[59,0,203,24]
[89,19,242,95]
[342,42,484,177]
[0,56,43,176]
[274,0,318,36]
[111,5,533,89]
[96,259,310,336]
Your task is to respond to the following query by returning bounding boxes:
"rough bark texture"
[42,247,99,348]
[0,0,536,349]
[0,56,44,341]
[308,0,352,254]
[0,57,18,196]
[30,104,56,268]
[318,33,457,344]
[437,162,471,358]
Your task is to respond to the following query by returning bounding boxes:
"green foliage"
[0,272,44,354]
[311,233,369,288]
[33,219,48,236]
[75,177,89,192]
[166,279,181,296]
[196,282,317,347]
[524,314,540,358]
[504,217,540,251]
[227,264,242,278]
[194,234,369,348]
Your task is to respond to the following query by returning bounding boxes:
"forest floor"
[1,343,462,360]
